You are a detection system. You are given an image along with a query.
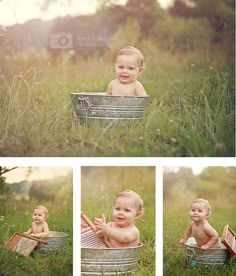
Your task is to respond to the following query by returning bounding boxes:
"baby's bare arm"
[24,226,33,235]
[179,224,192,244]
[101,225,139,244]
[200,224,218,250]
[94,219,138,244]
[135,82,147,97]
[106,81,113,95]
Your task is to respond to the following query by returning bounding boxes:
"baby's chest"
[113,83,136,95]
[192,226,207,238]
[33,224,44,232]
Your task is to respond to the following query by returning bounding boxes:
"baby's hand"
[94,214,107,235]
[200,244,209,250]
[179,239,186,244]
[32,233,40,238]
[94,214,106,228]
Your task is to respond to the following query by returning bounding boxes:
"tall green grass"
[0,49,234,156]
[163,201,236,276]
[81,167,155,275]
[0,199,73,275]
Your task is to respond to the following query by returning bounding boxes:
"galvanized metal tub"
[36,231,69,253]
[70,92,149,125]
[81,244,143,275]
[183,237,230,268]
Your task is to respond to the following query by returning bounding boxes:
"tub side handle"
[77,96,93,110]
[186,246,196,257]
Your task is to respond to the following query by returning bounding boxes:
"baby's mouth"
[120,75,129,80]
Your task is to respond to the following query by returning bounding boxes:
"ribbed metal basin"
[81,244,143,275]
[36,231,68,253]
[70,92,149,125]
[183,237,230,268]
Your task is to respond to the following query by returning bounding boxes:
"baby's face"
[32,208,46,224]
[115,54,142,84]
[112,196,140,227]
[189,202,208,222]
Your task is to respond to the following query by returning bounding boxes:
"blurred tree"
[108,18,141,52]
[0,167,17,215]
[125,0,165,36]
[29,175,72,202]
[163,167,197,197]
[0,167,17,195]
[169,0,235,42]
[153,16,213,52]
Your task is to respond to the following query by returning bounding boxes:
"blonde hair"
[191,199,211,216]
[117,46,144,67]
[34,205,48,219]
[115,190,143,214]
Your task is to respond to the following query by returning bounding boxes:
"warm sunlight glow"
[5,167,71,183]
[0,0,173,26]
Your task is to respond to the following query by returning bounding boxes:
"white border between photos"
[1,157,235,276]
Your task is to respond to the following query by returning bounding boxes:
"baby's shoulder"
[109,79,118,86]
[135,81,144,87]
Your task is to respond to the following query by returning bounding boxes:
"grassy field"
[0,47,234,157]
[163,202,236,276]
[81,167,155,275]
[0,199,73,275]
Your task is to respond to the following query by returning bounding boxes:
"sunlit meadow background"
[0,167,73,275]
[0,0,234,157]
[163,167,236,276]
[81,166,155,275]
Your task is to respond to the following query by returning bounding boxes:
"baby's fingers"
[96,230,103,236]
[101,214,106,223]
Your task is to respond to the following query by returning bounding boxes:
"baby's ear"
[139,66,144,74]
[135,211,142,220]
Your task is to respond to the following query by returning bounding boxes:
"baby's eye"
[115,207,120,210]
[118,66,124,69]
[125,209,131,212]
[129,67,134,70]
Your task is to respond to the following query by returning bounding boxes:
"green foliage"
[108,18,141,52]
[0,198,72,275]
[164,167,236,207]
[0,46,234,157]
[164,206,236,275]
[81,167,155,274]
[153,17,213,52]
[29,174,72,202]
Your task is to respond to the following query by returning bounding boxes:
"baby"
[24,205,49,238]
[179,199,219,250]
[106,46,147,96]
[94,190,143,248]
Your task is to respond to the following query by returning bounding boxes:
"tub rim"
[70,92,150,99]
[42,231,69,239]
[81,243,143,250]
[184,237,227,251]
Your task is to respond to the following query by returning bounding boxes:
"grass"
[163,201,236,276]
[81,167,155,275]
[0,48,234,157]
[0,199,73,275]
